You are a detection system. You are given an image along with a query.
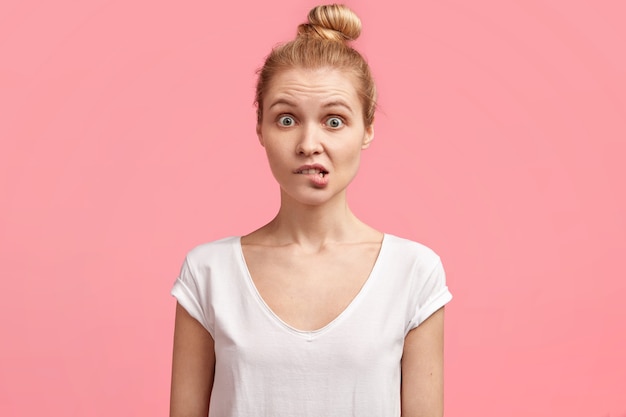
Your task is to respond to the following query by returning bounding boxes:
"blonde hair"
[255,4,377,127]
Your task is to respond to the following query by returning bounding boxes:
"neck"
[265,190,366,249]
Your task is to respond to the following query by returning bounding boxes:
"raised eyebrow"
[268,98,297,110]
[323,100,354,114]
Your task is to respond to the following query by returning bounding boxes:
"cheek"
[336,141,364,162]
[264,146,289,171]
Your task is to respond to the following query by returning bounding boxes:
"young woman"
[170,4,452,417]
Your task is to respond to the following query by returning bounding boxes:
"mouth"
[295,168,328,178]
[294,164,329,178]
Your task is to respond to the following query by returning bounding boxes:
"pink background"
[1,0,625,416]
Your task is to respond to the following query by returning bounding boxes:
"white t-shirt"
[171,234,452,417]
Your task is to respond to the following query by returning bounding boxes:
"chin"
[281,187,342,207]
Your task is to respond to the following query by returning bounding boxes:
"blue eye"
[278,115,295,127]
[326,117,344,128]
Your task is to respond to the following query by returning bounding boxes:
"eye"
[277,115,296,127]
[325,117,344,129]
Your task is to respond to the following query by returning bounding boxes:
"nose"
[296,123,324,156]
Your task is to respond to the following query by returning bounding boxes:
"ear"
[256,124,265,147]
[361,124,374,150]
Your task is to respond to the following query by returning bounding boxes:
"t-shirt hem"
[407,287,452,334]
[171,278,214,337]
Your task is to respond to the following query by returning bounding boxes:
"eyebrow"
[267,98,354,114]
[323,100,354,114]
[268,98,297,110]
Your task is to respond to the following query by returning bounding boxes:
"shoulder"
[383,234,442,273]
[385,235,452,331]
[173,237,241,336]
[175,235,243,301]
[184,236,240,265]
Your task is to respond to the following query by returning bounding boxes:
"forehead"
[264,67,361,109]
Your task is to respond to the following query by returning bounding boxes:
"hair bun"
[297,4,362,42]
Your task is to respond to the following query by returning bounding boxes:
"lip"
[293,164,329,174]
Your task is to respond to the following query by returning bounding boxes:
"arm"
[401,307,445,417]
[170,302,215,417]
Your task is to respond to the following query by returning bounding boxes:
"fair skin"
[170,67,445,417]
